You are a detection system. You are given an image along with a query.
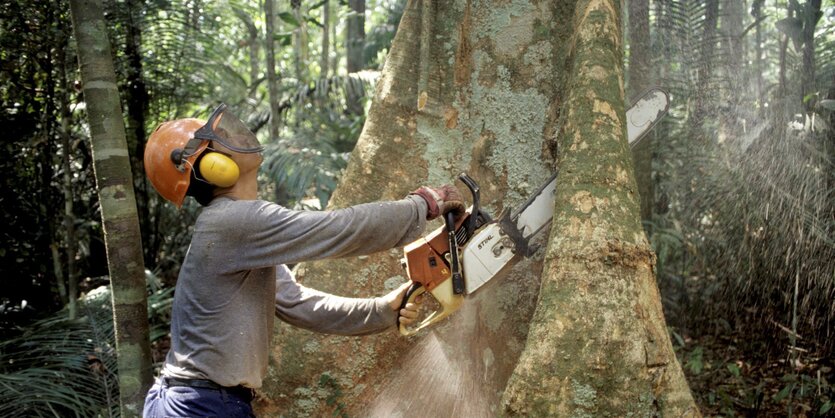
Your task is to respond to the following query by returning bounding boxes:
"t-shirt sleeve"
[230,196,428,269]
[273,265,397,335]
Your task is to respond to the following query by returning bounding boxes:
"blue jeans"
[143,377,256,418]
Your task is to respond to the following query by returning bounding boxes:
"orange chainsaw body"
[402,215,468,291]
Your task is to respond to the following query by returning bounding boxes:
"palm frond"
[0,273,174,417]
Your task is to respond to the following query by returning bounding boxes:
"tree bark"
[265,0,281,141]
[501,0,697,415]
[258,0,697,416]
[68,0,152,415]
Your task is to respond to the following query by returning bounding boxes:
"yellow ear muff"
[198,152,240,187]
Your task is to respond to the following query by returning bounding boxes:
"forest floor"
[676,331,833,417]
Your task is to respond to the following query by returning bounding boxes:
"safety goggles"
[182,103,264,158]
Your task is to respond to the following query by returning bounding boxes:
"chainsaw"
[397,88,670,336]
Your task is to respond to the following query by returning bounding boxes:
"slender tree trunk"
[292,1,306,81]
[346,0,366,73]
[68,0,152,415]
[124,0,152,266]
[719,0,744,144]
[321,0,331,78]
[259,0,697,416]
[801,0,822,112]
[627,0,653,223]
[43,4,64,314]
[779,5,792,99]
[345,0,366,115]
[265,0,281,141]
[331,8,339,75]
[233,8,261,96]
[752,0,765,115]
[692,0,719,137]
[57,32,78,319]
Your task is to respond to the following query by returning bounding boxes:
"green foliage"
[676,337,833,416]
[0,272,173,417]
[686,346,705,374]
[262,73,376,207]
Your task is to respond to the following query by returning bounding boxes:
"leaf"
[821,401,832,415]
[273,32,293,47]
[672,330,685,347]
[278,11,300,27]
[819,100,835,111]
[727,363,741,377]
[687,347,704,375]
[773,383,793,401]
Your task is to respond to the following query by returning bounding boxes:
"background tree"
[68,0,152,415]
[627,0,654,223]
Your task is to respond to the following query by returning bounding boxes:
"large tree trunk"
[258,0,697,416]
[501,0,697,415]
[68,0,152,415]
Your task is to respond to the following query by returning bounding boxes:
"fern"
[0,273,174,417]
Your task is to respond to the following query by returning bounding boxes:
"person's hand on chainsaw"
[410,184,466,221]
[384,282,423,326]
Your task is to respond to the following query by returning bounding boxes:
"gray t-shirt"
[161,196,428,388]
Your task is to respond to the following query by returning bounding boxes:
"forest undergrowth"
[675,329,833,417]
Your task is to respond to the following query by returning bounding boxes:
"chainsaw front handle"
[398,279,464,336]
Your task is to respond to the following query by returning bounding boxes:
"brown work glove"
[410,184,466,221]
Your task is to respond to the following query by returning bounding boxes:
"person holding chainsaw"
[141,103,465,418]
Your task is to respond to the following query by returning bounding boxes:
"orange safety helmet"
[144,104,264,207]
[144,118,208,208]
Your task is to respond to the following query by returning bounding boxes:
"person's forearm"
[274,266,396,335]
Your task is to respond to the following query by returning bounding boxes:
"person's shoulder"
[225,198,292,219]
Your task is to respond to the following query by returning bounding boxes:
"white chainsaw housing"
[461,223,518,294]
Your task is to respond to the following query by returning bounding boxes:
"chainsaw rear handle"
[397,279,464,336]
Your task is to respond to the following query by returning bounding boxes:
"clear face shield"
[193,103,264,154]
